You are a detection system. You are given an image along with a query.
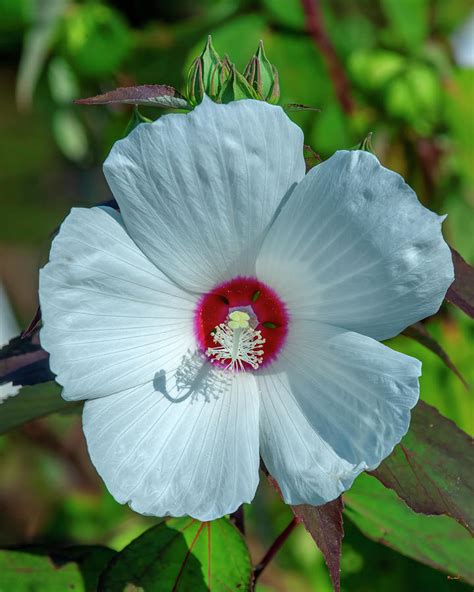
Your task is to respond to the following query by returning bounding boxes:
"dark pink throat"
[194,276,288,370]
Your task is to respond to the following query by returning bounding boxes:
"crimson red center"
[194,277,288,370]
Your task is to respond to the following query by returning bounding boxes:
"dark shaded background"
[0,1,472,590]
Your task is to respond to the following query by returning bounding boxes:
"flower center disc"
[194,277,288,371]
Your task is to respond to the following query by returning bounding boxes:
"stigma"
[206,311,266,371]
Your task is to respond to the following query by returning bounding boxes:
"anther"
[206,310,265,371]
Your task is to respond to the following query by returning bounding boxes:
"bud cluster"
[186,36,280,106]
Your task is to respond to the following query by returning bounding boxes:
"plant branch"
[253,517,299,584]
[229,505,245,535]
[301,0,355,114]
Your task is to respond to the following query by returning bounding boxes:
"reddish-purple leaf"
[0,330,52,386]
[370,401,473,535]
[74,85,191,110]
[21,306,42,339]
[402,322,468,389]
[266,473,343,592]
[446,247,474,318]
[292,498,344,592]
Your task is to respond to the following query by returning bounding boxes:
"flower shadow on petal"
[153,349,231,404]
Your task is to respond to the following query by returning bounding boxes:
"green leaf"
[370,401,473,534]
[445,69,474,186]
[99,517,252,591]
[310,102,351,156]
[0,382,80,435]
[261,0,305,30]
[380,0,429,50]
[0,546,116,592]
[345,474,474,584]
[402,322,468,388]
[52,108,89,162]
[47,56,79,104]
[62,3,131,78]
[16,0,69,109]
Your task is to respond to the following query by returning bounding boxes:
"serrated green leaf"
[98,517,252,591]
[0,546,115,592]
[0,382,80,434]
[345,473,474,584]
[370,401,473,534]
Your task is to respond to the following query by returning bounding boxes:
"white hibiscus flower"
[39,98,453,521]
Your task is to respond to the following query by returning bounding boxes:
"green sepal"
[218,63,260,103]
[244,40,280,104]
[123,106,152,136]
[186,35,223,105]
[209,55,231,100]
[355,132,375,154]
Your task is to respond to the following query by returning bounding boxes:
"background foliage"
[0,0,472,590]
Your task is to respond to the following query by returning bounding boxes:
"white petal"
[258,320,420,505]
[103,98,305,292]
[257,150,454,341]
[0,281,21,402]
[39,207,196,400]
[83,370,260,521]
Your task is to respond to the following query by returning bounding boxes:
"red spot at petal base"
[194,277,288,370]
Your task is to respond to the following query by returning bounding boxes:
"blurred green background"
[0,0,472,590]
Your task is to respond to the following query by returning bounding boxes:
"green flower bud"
[186,35,223,105]
[208,54,231,100]
[355,132,375,154]
[218,63,260,103]
[244,40,280,104]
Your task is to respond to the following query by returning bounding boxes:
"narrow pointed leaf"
[292,498,344,592]
[283,103,321,112]
[75,85,191,110]
[370,401,473,534]
[0,382,79,435]
[446,247,474,318]
[402,322,468,388]
[266,473,343,591]
[98,517,252,591]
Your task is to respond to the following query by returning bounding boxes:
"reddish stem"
[301,0,355,114]
[253,517,299,584]
[230,505,245,535]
